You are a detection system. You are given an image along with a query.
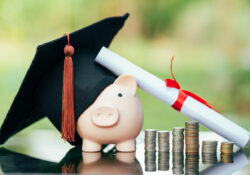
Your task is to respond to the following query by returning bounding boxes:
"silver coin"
[158,139,169,142]
[173,136,184,139]
[145,145,156,148]
[145,129,156,135]
[172,146,184,149]
[158,130,169,135]
[202,140,217,144]
[158,152,169,157]
[172,127,184,133]
[145,136,156,140]
[145,148,156,152]
[145,140,156,143]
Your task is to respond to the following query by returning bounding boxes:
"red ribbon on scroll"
[165,56,216,112]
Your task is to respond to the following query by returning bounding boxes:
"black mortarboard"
[0,13,129,146]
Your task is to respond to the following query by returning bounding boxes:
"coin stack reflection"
[172,152,184,174]
[220,142,234,163]
[157,130,170,171]
[185,121,199,154]
[145,151,156,171]
[185,153,199,175]
[172,127,184,152]
[202,140,218,164]
[158,152,170,171]
[145,129,157,171]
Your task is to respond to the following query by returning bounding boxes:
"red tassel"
[61,34,75,142]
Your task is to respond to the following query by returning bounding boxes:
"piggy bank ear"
[114,74,137,95]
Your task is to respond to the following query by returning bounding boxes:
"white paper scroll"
[95,47,250,148]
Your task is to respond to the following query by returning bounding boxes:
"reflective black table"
[0,131,249,174]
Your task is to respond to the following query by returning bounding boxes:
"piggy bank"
[76,74,143,152]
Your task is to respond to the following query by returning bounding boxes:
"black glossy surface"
[0,131,249,174]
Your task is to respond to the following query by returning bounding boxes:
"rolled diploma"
[95,47,250,148]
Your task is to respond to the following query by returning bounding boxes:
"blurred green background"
[0,0,250,138]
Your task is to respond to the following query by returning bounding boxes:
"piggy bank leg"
[82,139,102,152]
[116,140,135,152]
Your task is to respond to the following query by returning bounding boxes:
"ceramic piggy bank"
[76,74,144,152]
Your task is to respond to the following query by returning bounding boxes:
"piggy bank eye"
[118,93,123,97]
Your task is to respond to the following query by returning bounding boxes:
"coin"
[172,127,184,133]
[145,129,157,152]
[202,152,217,164]
[185,121,199,154]
[145,151,156,171]
[220,153,234,163]
[172,127,184,153]
[220,142,234,154]
[172,152,184,174]
[185,145,199,153]
[185,152,199,175]
[157,130,170,152]
[158,152,170,171]
[145,129,157,137]
[202,140,217,154]
[185,140,199,144]
[203,140,217,144]
[158,130,169,136]
[185,121,199,128]
[185,128,199,132]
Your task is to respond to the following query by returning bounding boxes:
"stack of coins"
[202,140,218,153]
[185,153,199,175]
[158,130,170,152]
[172,152,184,174]
[220,142,234,153]
[220,142,234,163]
[185,121,199,153]
[202,153,217,164]
[145,151,156,171]
[221,153,233,163]
[202,140,218,164]
[158,152,169,171]
[172,127,184,152]
[145,129,157,151]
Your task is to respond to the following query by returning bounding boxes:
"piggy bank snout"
[91,106,119,127]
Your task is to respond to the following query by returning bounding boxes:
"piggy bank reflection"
[77,74,144,152]
[0,147,143,174]
[77,152,143,174]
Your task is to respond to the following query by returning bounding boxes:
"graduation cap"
[0,13,129,145]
